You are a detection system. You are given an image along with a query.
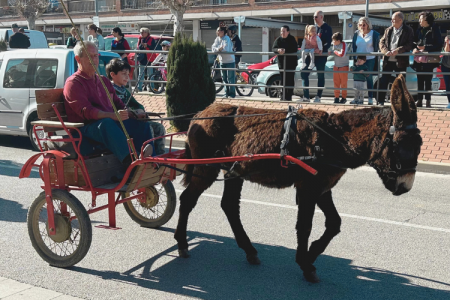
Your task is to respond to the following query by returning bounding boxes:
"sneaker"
[379,102,385,106]
[314,96,321,103]
[334,97,339,104]
[339,98,347,104]
[368,98,373,105]
[447,103,450,109]
[350,99,363,105]
[309,63,316,70]
[296,97,310,103]
[301,63,307,70]
[140,144,154,159]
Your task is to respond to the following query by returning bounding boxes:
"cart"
[20,89,317,267]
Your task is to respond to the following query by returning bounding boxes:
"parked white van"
[0,29,48,49]
[0,49,120,150]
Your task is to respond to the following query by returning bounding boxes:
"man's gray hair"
[358,17,373,31]
[140,27,150,33]
[316,10,324,17]
[395,11,404,21]
[74,41,97,58]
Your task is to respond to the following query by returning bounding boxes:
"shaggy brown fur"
[175,74,422,283]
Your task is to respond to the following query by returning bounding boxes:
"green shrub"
[165,34,215,131]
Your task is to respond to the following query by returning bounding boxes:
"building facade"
[1,0,448,63]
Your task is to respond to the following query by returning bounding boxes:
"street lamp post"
[365,0,369,17]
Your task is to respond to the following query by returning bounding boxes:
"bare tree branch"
[13,0,48,29]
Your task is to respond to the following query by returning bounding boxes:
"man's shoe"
[296,97,310,103]
[339,98,347,104]
[416,99,423,107]
[140,144,154,159]
[368,98,373,105]
[314,96,321,103]
[350,99,362,105]
[334,97,340,104]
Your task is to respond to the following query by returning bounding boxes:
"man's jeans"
[78,118,153,162]
[301,56,326,99]
[137,64,152,91]
[149,121,166,155]
[363,58,376,98]
[220,62,236,98]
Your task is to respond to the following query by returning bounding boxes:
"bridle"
[367,122,419,179]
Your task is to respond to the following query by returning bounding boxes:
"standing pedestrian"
[350,56,369,104]
[136,28,154,92]
[300,25,323,70]
[66,27,80,49]
[377,12,415,106]
[329,32,349,104]
[351,17,380,105]
[87,24,105,50]
[227,25,242,69]
[272,26,298,101]
[441,36,450,109]
[300,11,332,103]
[111,27,130,62]
[9,23,30,49]
[413,11,443,108]
[212,27,236,98]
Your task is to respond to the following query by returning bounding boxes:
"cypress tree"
[166,33,215,131]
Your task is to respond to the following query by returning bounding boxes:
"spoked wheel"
[236,71,254,97]
[122,180,177,228]
[150,74,165,94]
[214,76,224,94]
[267,75,282,98]
[27,190,92,267]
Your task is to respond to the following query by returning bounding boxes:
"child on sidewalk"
[106,58,166,155]
[329,32,349,104]
[350,56,369,105]
[301,25,323,70]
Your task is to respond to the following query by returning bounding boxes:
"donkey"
[174,74,422,283]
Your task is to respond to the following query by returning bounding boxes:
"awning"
[352,14,392,28]
[244,17,306,31]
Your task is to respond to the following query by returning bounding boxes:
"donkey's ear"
[390,74,417,125]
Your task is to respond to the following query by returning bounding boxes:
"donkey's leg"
[220,177,260,265]
[175,168,218,258]
[308,190,342,264]
[295,188,320,283]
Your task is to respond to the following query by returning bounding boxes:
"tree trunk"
[170,7,185,35]
[27,16,36,30]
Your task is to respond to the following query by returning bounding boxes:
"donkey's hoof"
[178,249,190,258]
[246,254,261,265]
[303,270,320,283]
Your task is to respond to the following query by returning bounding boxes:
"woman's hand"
[412,48,420,54]
[314,49,322,54]
[417,45,425,51]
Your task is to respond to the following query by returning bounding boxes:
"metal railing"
[109,49,450,109]
[121,0,163,10]
[68,0,116,12]
[191,0,249,6]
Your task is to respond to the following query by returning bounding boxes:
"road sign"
[93,16,99,27]
[338,12,352,20]
[234,16,245,23]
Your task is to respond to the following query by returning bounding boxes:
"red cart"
[20,89,317,267]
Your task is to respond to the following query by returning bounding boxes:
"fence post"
[282,53,286,101]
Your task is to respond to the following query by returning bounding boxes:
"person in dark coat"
[412,11,443,108]
[272,25,298,101]
[9,24,30,49]
[377,11,415,105]
[227,25,242,68]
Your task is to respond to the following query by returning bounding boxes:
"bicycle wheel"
[150,74,165,94]
[27,189,92,267]
[236,71,254,97]
[123,180,177,228]
[213,70,224,94]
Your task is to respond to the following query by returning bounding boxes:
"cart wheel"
[122,180,176,228]
[27,189,92,268]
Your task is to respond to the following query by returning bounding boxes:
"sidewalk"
[0,276,82,300]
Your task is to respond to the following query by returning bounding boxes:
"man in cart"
[63,41,154,170]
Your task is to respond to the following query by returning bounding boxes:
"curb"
[168,139,450,175]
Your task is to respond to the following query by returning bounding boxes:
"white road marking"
[0,164,38,173]
[175,189,450,234]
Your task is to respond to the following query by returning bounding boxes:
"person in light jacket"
[87,24,105,50]
[212,27,236,98]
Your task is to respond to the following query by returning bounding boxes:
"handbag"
[427,55,441,64]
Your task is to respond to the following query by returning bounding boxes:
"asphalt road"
[0,136,450,300]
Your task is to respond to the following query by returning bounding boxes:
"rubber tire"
[236,71,254,97]
[27,189,92,268]
[150,74,165,94]
[267,75,282,98]
[28,117,47,152]
[214,78,224,94]
[123,180,177,228]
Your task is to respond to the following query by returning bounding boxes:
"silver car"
[257,43,440,101]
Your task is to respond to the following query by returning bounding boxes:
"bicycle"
[211,56,254,97]
[149,62,167,94]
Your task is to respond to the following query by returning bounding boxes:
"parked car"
[0,49,120,150]
[257,42,440,101]
[241,56,277,84]
[0,29,48,49]
[436,66,446,90]
[104,34,173,78]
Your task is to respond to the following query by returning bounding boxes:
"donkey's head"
[371,74,422,196]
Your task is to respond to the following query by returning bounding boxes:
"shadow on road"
[69,229,450,299]
[0,136,34,151]
[0,160,40,178]
[0,198,28,222]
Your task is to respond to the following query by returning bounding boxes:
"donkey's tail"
[181,142,194,187]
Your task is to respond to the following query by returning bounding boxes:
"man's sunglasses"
[314,16,319,18]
